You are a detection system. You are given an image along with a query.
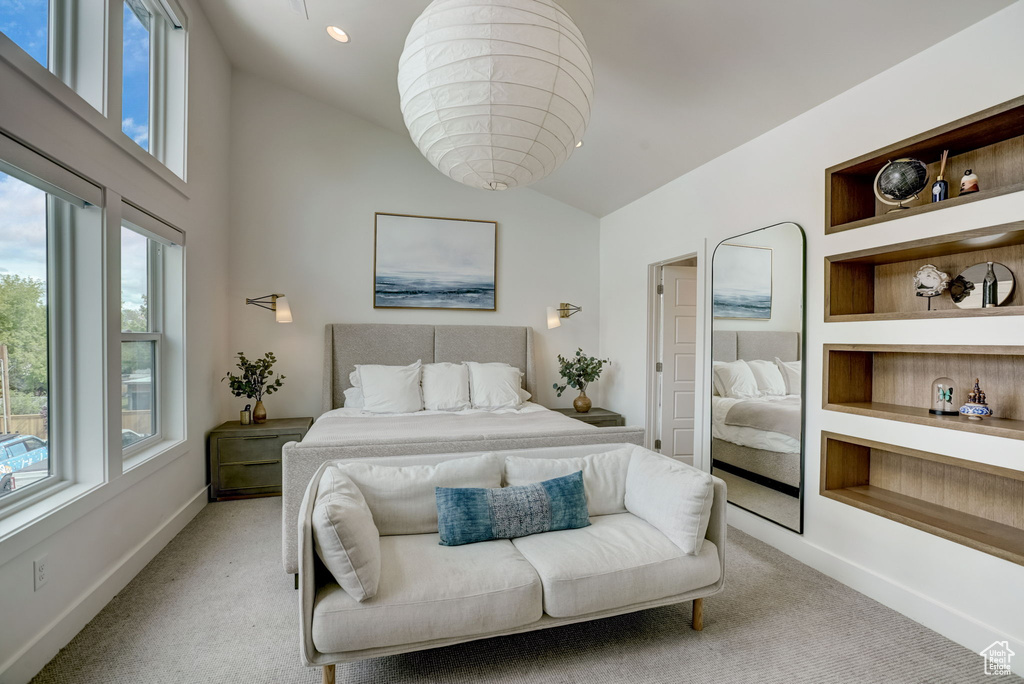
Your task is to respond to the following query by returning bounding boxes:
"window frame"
[119,232,164,458]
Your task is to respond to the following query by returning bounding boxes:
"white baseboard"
[728,504,1024,677]
[0,487,207,684]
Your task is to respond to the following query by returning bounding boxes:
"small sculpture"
[948,274,975,304]
[960,169,980,195]
[913,264,950,310]
[929,377,958,416]
[959,378,993,420]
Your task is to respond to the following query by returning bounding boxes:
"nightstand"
[551,407,625,427]
[208,417,313,501]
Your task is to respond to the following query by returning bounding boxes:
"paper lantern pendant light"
[398,0,594,191]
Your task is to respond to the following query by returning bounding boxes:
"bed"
[281,323,644,575]
[710,331,802,496]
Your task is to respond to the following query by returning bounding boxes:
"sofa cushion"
[436,471,590,546]
[334,453,503,535]
[503,447,631,516]
[511,513,720,618]
[311,467,380,602]
[624,450,714,555]
[311,533,542,653]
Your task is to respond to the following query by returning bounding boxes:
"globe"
[876,158,929,202]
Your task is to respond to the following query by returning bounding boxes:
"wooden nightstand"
[208,417,313,501]
[551,407,625,427]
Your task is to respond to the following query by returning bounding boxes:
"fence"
[5,411,152,440]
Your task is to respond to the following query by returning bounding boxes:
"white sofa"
[297,443,726,681]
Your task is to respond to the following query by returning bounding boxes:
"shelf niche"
[825,95,1024,234]
[823,344,1024,441]
[825,221,1024,322]
[821,432,1024,566]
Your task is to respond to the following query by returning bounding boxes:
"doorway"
[646,253,699,465]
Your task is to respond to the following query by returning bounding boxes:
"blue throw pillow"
[436,471,590,546]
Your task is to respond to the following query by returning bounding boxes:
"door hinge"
[654,439,662,450]
[656,283,664,295]
[656,362,663,372]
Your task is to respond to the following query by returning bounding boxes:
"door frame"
[645,246,706,465]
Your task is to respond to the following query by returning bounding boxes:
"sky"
[375,216,496,281]
[0,172,47,283]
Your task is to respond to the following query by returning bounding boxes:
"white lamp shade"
[398,0,593,191]
[546,306,561,329]
[275,296,293,323]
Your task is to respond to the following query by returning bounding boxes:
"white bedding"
[302,403,595,446]
[711,395,800,454]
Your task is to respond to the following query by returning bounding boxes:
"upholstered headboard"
[712,330,801,363]
[322,324,536,412]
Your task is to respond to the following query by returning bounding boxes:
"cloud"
[121,117,149,147]
[0,172,48,281]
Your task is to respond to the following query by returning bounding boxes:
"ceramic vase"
[573,390,592,413]
[253,400,268,424]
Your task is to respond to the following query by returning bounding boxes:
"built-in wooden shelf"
[823,344,1024,441]
[821,432,1024,566]
[825,221,1024,322]
[826,95,1024,235]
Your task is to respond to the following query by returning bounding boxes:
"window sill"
[0,39,189,197]
[0,439,191,567]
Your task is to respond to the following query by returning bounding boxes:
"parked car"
[0,433,49,494]
[122,429,146,448]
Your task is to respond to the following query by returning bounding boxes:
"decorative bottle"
[931,177,948,202]
[982,261,998,308]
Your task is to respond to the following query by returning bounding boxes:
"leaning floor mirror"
[710,222,805,533]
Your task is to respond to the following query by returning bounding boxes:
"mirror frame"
[709,221,806,534]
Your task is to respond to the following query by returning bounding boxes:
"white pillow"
[312,467,381,602]
[343,386,364,409]
[712,360,759,399]
[335,453,503,535]
[774,357,802,395]
[711,362,727,396]
[504,447,632,516]
[349,370,360,388]
[466,362,524,409]
[357,360,423,413]
[747,359,787,396]
[421,363,471,411]
[624,449,714,555]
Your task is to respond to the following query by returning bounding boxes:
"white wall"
[600,2,1024,674]
[0,1,232,681]
[226,71,602,419]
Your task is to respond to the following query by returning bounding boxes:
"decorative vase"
[252,400,267,424]
[573,391,592,413]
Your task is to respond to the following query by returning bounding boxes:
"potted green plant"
[553,348,609,413]
[223,351,285,424]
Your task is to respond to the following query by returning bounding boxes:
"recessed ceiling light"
[575,140,583,148]
[326,26,350,43]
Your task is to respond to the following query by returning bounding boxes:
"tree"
[121,293,148,333]
[0,274,48,395]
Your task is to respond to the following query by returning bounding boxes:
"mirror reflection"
[710,222,805,532]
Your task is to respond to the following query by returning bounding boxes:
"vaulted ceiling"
[198,0,1012,217]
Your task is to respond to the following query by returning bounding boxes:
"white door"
[660,266,697,463]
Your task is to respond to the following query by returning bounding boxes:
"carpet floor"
[31,497,1017,684]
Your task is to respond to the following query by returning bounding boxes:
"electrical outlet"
[34,555,48,591]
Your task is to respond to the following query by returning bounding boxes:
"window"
[0,0,48,67]
[122,1,151,150]
[120,226,161,454]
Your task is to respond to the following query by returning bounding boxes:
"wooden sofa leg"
[692,598,704,631]
[322,664,335,684]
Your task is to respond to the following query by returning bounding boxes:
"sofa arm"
[706,476,727,568]
[297,461,333,666]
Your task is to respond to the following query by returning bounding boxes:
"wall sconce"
[246,294,293,323]
[546,302,581,329]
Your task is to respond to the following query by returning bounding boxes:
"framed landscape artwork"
[712,243,772,319]
[374,213,497,310]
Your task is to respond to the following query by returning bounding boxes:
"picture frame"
[712,243,773,320]
[373,213,497,311]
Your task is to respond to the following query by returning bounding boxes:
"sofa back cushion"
[333,453,503,535]
[436,471,590,546]
[312,467,381,601]
[624,450,714,555]
[503,447,631,516]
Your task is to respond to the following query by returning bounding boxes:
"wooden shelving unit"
[823,344,1024,441]
[825,221,1024,322]
[825,95,1024,235]
[821,432,1024,566]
